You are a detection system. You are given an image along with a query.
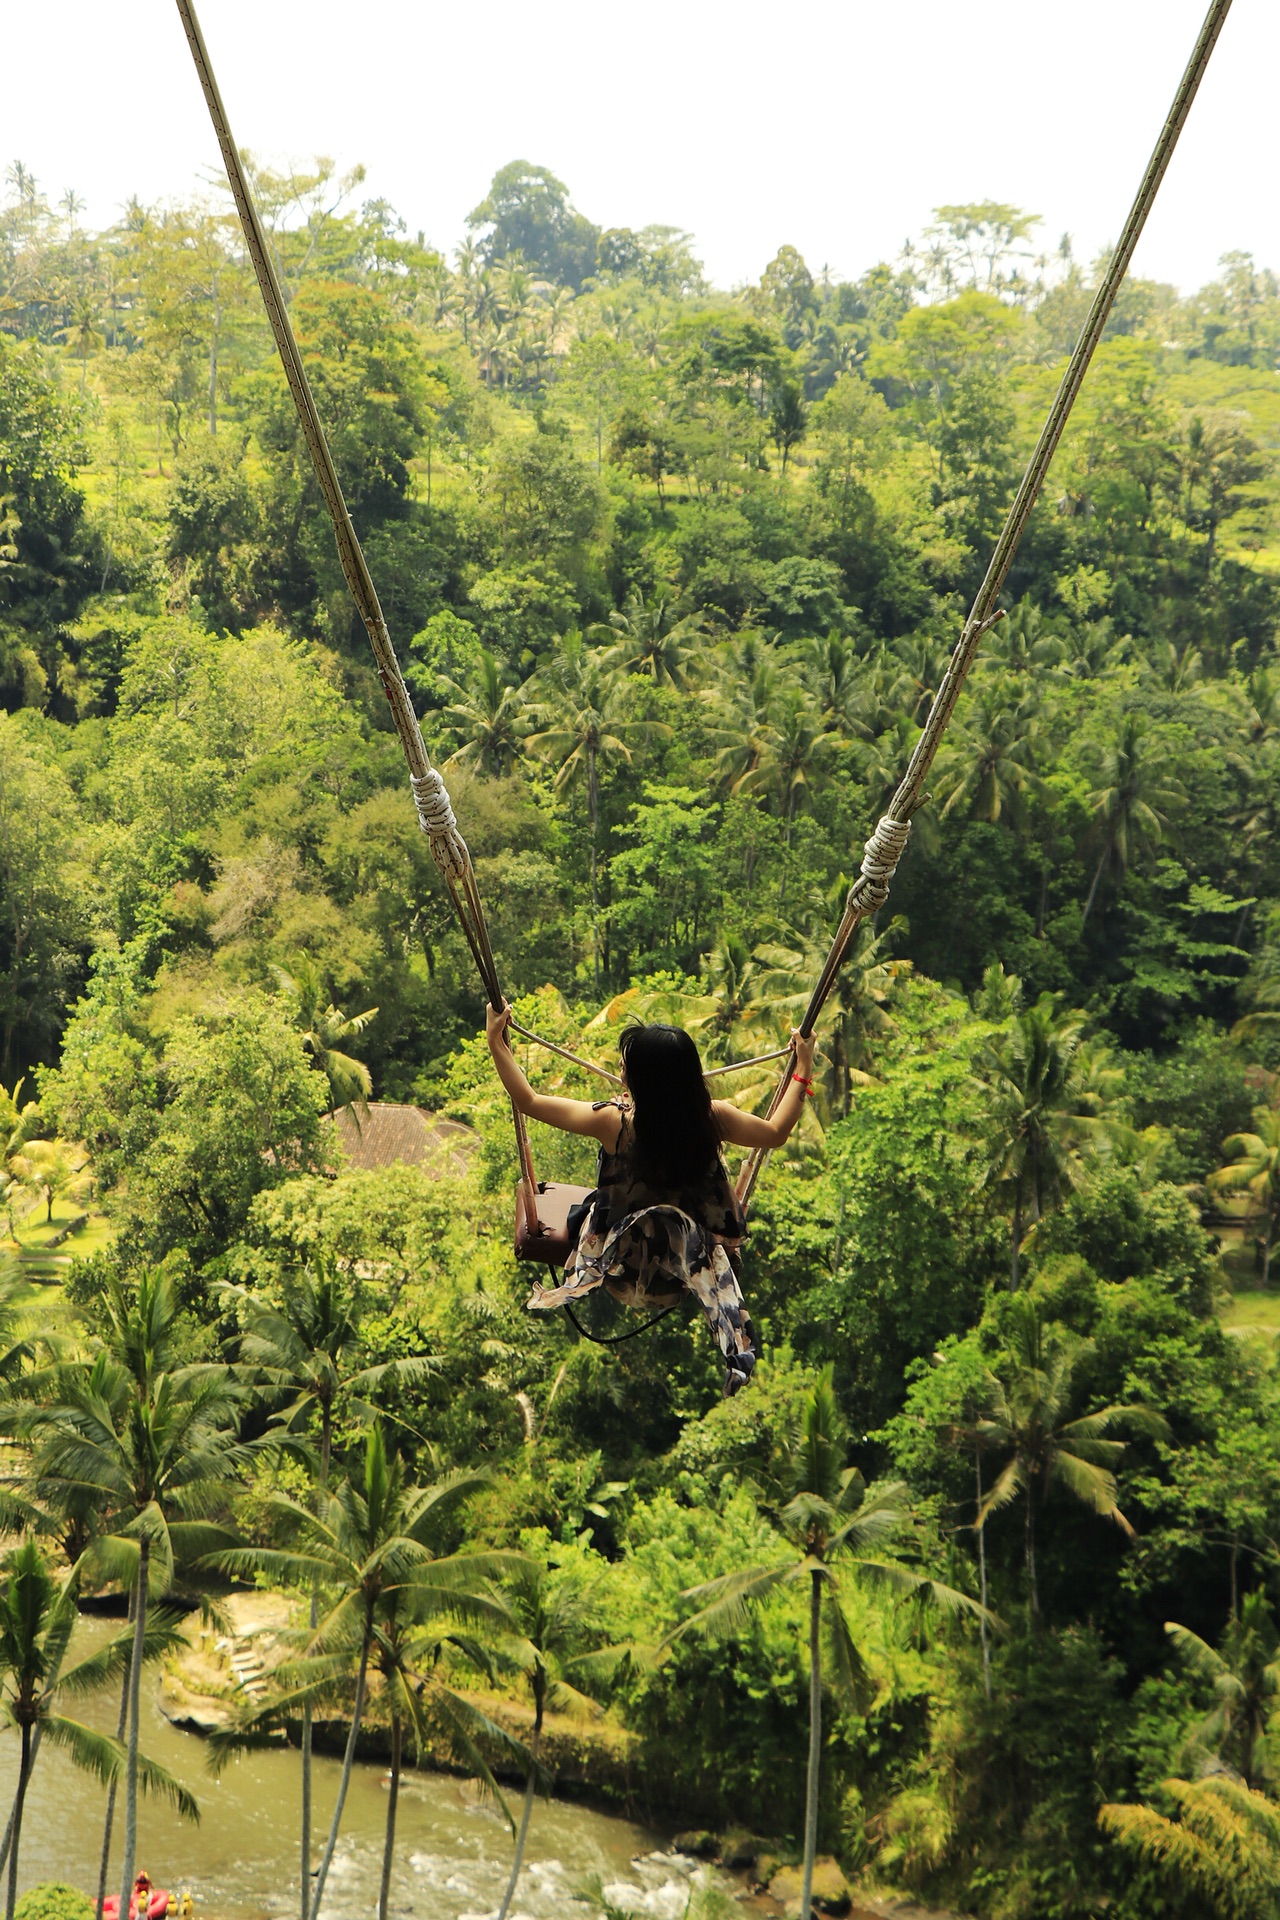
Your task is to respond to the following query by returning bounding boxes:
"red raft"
[101,1882,169,1920]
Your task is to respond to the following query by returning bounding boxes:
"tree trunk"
[1025,1488,1040,1625]
[1262,1204,1273,1289]
[302,1414,333,1920]
[1082,845,1109,926]
[0,1726,40,1879]
[118,1534,149,1920]
[588,756,600,994]
[1010,1191,1022,1291]
[497,1695,542,1920]
[208,280,219,437]
[976,1450,992,1701]
[376,1713,402,1920]
[308,1632,370,1920]
[5,1721,32,1920]
[95,1624,132,1920]
[800,1570,822,1920]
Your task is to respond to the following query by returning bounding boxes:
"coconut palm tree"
[594,590,703,688]
[1165,1589,1280,1790]
[527,637,667,989]
[26,1268,248,1920]
[1100,1775,1280,1919]
[217,1263,434,1920]
[441,651,530,777]
[975,996,1117,1287]
[370,1566,525,1920]
[0,1544,195,1919]
[271,956,378,1116]
[755,896,904,1116]
[1208,1106,1280,1287]
[1080,714,1185,924]
[976,1298,1167,1622]
[668,1368,985,1920]
[933,683,1044,831]
[733,690,836,853]
[495,1563,612,1920]
[210,1425,519,1920]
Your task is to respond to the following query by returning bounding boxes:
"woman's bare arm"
[713,1029,816,1151]
[485,1003,622,1146]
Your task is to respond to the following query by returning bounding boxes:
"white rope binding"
[855,815,912,913]
[410,770,469,880]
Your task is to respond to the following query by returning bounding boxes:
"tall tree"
[1166,1590,1280,1790]
[670,1368,982,1920]
[1208,1104,1280,1288]
[0,1546,194,1920]
[976,996,1116,1287]
[28,1269,246,1920]
[212,1426,513,1920]
[976,1298,1167,1622]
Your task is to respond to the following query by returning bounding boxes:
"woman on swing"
[486,1006,817,1396]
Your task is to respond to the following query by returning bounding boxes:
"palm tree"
[1081,714,1184,924]
[668,1368,984,1920]
[594,590,703,688]
[441,651,530,777]
[975,996,1116,1287]
[495,1563,610,1920]
[1209,1106,1280,1287]
[370,1564,525,1920]
[217,1264,432,1920]
[1100,1775,1280,1919]
[933,684,1043,830]
[211,1425,515,1920]
[755,897,903,1115]
[734,690,836,854]
[271,956,378,1116]
[1165,1589,1279,1789]
[526,638,667,989]
[976,1298,1167,1622]
[0,1544,196,1920]
[27,1269,247,1920]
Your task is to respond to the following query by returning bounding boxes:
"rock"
[159,1698,229,1734]
[672,1830,718,1859]
[769,1857,853,1916]
[718,1829,762,1870]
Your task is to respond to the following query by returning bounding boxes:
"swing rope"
[174,0,1233,1223]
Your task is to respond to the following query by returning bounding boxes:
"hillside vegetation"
[2,161,1280,1919]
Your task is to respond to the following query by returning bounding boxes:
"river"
[0,1623,732,1920]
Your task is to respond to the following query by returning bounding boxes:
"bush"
[15,1886,94,1920]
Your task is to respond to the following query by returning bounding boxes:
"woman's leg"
[686,1250,756,1393]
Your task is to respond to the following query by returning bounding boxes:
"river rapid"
[0,1622,731,1920]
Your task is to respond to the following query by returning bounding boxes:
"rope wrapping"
[853,815,913,915]
[410,770,470,880]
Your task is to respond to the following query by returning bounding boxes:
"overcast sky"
[5,1,1273,294]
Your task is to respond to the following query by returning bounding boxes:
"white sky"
[5,0,1275,294]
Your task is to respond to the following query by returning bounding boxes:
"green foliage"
[13,1889,92,1920]
[6,158,1280,1918]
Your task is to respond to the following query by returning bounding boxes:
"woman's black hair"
[618,1023,722,1187]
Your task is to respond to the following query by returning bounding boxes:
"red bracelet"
[792,1074,814,1097]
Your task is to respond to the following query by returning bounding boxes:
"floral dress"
[527,1103,757,1387]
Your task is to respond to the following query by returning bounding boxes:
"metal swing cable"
[734,0,1235,1212]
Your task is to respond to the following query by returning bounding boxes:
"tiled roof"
[327,1103,479,1175]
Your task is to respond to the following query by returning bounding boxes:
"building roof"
[327,1103,479,1176]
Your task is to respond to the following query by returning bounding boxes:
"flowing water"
[0,1622,731,1920]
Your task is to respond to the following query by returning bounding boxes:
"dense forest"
[2,151,1280,1920]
